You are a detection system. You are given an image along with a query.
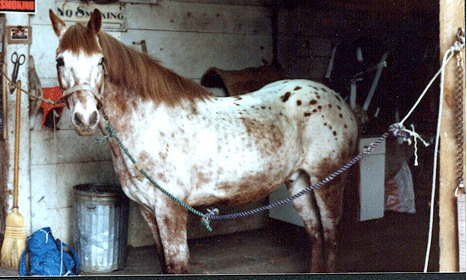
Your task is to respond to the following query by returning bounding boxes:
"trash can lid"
[73,183,125,198]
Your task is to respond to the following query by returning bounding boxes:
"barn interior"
[0,0,463,276]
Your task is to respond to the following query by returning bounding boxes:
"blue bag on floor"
[19,227,80,276]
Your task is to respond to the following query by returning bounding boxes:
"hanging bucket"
[73,183,129,273]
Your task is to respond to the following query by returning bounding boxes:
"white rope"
[400,65,445,125]
[39,229,49,243]
[60,240,63,276]
[400,124,431,166]
[423,39,463,272]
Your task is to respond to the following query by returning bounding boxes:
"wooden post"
[439,0,465,272]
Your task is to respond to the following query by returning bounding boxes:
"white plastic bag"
[385,161,416,213]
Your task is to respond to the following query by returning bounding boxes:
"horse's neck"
[101,80,192,132]
[101,82,143,128]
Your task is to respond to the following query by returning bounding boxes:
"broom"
[1,80,27,270]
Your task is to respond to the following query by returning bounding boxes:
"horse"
[49,9,358,274]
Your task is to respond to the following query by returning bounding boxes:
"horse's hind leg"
[286,171,325,272]
[313,178,345,272]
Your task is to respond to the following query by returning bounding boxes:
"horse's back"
[250,79,358,173]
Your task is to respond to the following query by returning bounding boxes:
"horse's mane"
[60,23,211,106]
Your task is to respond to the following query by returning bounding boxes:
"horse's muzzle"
[72,110,99,135]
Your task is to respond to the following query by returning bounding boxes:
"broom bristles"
[1,210,27,270]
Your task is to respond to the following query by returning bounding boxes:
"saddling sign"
[0,0,35,14]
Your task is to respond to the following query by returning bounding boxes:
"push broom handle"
[13,80,21,209]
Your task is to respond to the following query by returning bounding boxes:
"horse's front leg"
[154,197,189,274]
[139,205,168,273]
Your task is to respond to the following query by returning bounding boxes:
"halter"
[61,83,104,105]
[59,58,107,106]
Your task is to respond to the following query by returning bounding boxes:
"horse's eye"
[98,57,105,66]
[56,57,64,67]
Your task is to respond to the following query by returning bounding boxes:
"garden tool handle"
[13,80,21,208]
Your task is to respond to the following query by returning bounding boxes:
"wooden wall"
[276,0,438,81]
[25,0,273,247]
[275,0,439,138]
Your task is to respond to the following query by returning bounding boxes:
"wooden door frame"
[439,0,465,272]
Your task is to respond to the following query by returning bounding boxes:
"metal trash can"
[73,183,129,273]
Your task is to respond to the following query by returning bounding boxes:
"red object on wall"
[41,87,65,128]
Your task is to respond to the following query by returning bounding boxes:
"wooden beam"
[439,0,465,272]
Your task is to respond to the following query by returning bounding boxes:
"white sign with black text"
[54,1,126,31]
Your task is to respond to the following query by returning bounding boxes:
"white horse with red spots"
[50,9,358,273]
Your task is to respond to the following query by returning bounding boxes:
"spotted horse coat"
[50,9,358,274]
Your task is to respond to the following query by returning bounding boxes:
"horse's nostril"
[89,111,98,126]
[73,112,84,127]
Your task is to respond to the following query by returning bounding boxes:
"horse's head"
[49,9,105,135]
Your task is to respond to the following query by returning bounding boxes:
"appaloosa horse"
[50,9,358,273]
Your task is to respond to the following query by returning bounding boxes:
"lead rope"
[103,120,209,228]
[104,120,397,231]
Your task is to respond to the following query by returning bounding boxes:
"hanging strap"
[362,52,389,111]
[457,193,466,272]
[325,45,338,80]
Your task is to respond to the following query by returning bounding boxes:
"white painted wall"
[7,0,273,247]
[3,12,31,249]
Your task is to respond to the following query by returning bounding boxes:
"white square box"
[358,137,386,221]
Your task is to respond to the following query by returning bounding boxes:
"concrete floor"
[110,210,439,275]
[110,207,439,275]
[0,204,439,276]
[0,148,444,276]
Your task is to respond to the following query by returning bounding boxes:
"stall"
[0,0,464,275]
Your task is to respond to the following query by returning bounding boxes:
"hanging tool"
[1,81,27,270]
[10,52,25,94]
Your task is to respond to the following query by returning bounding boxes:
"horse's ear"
[88,9,102,34]
[49,9,66,38]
